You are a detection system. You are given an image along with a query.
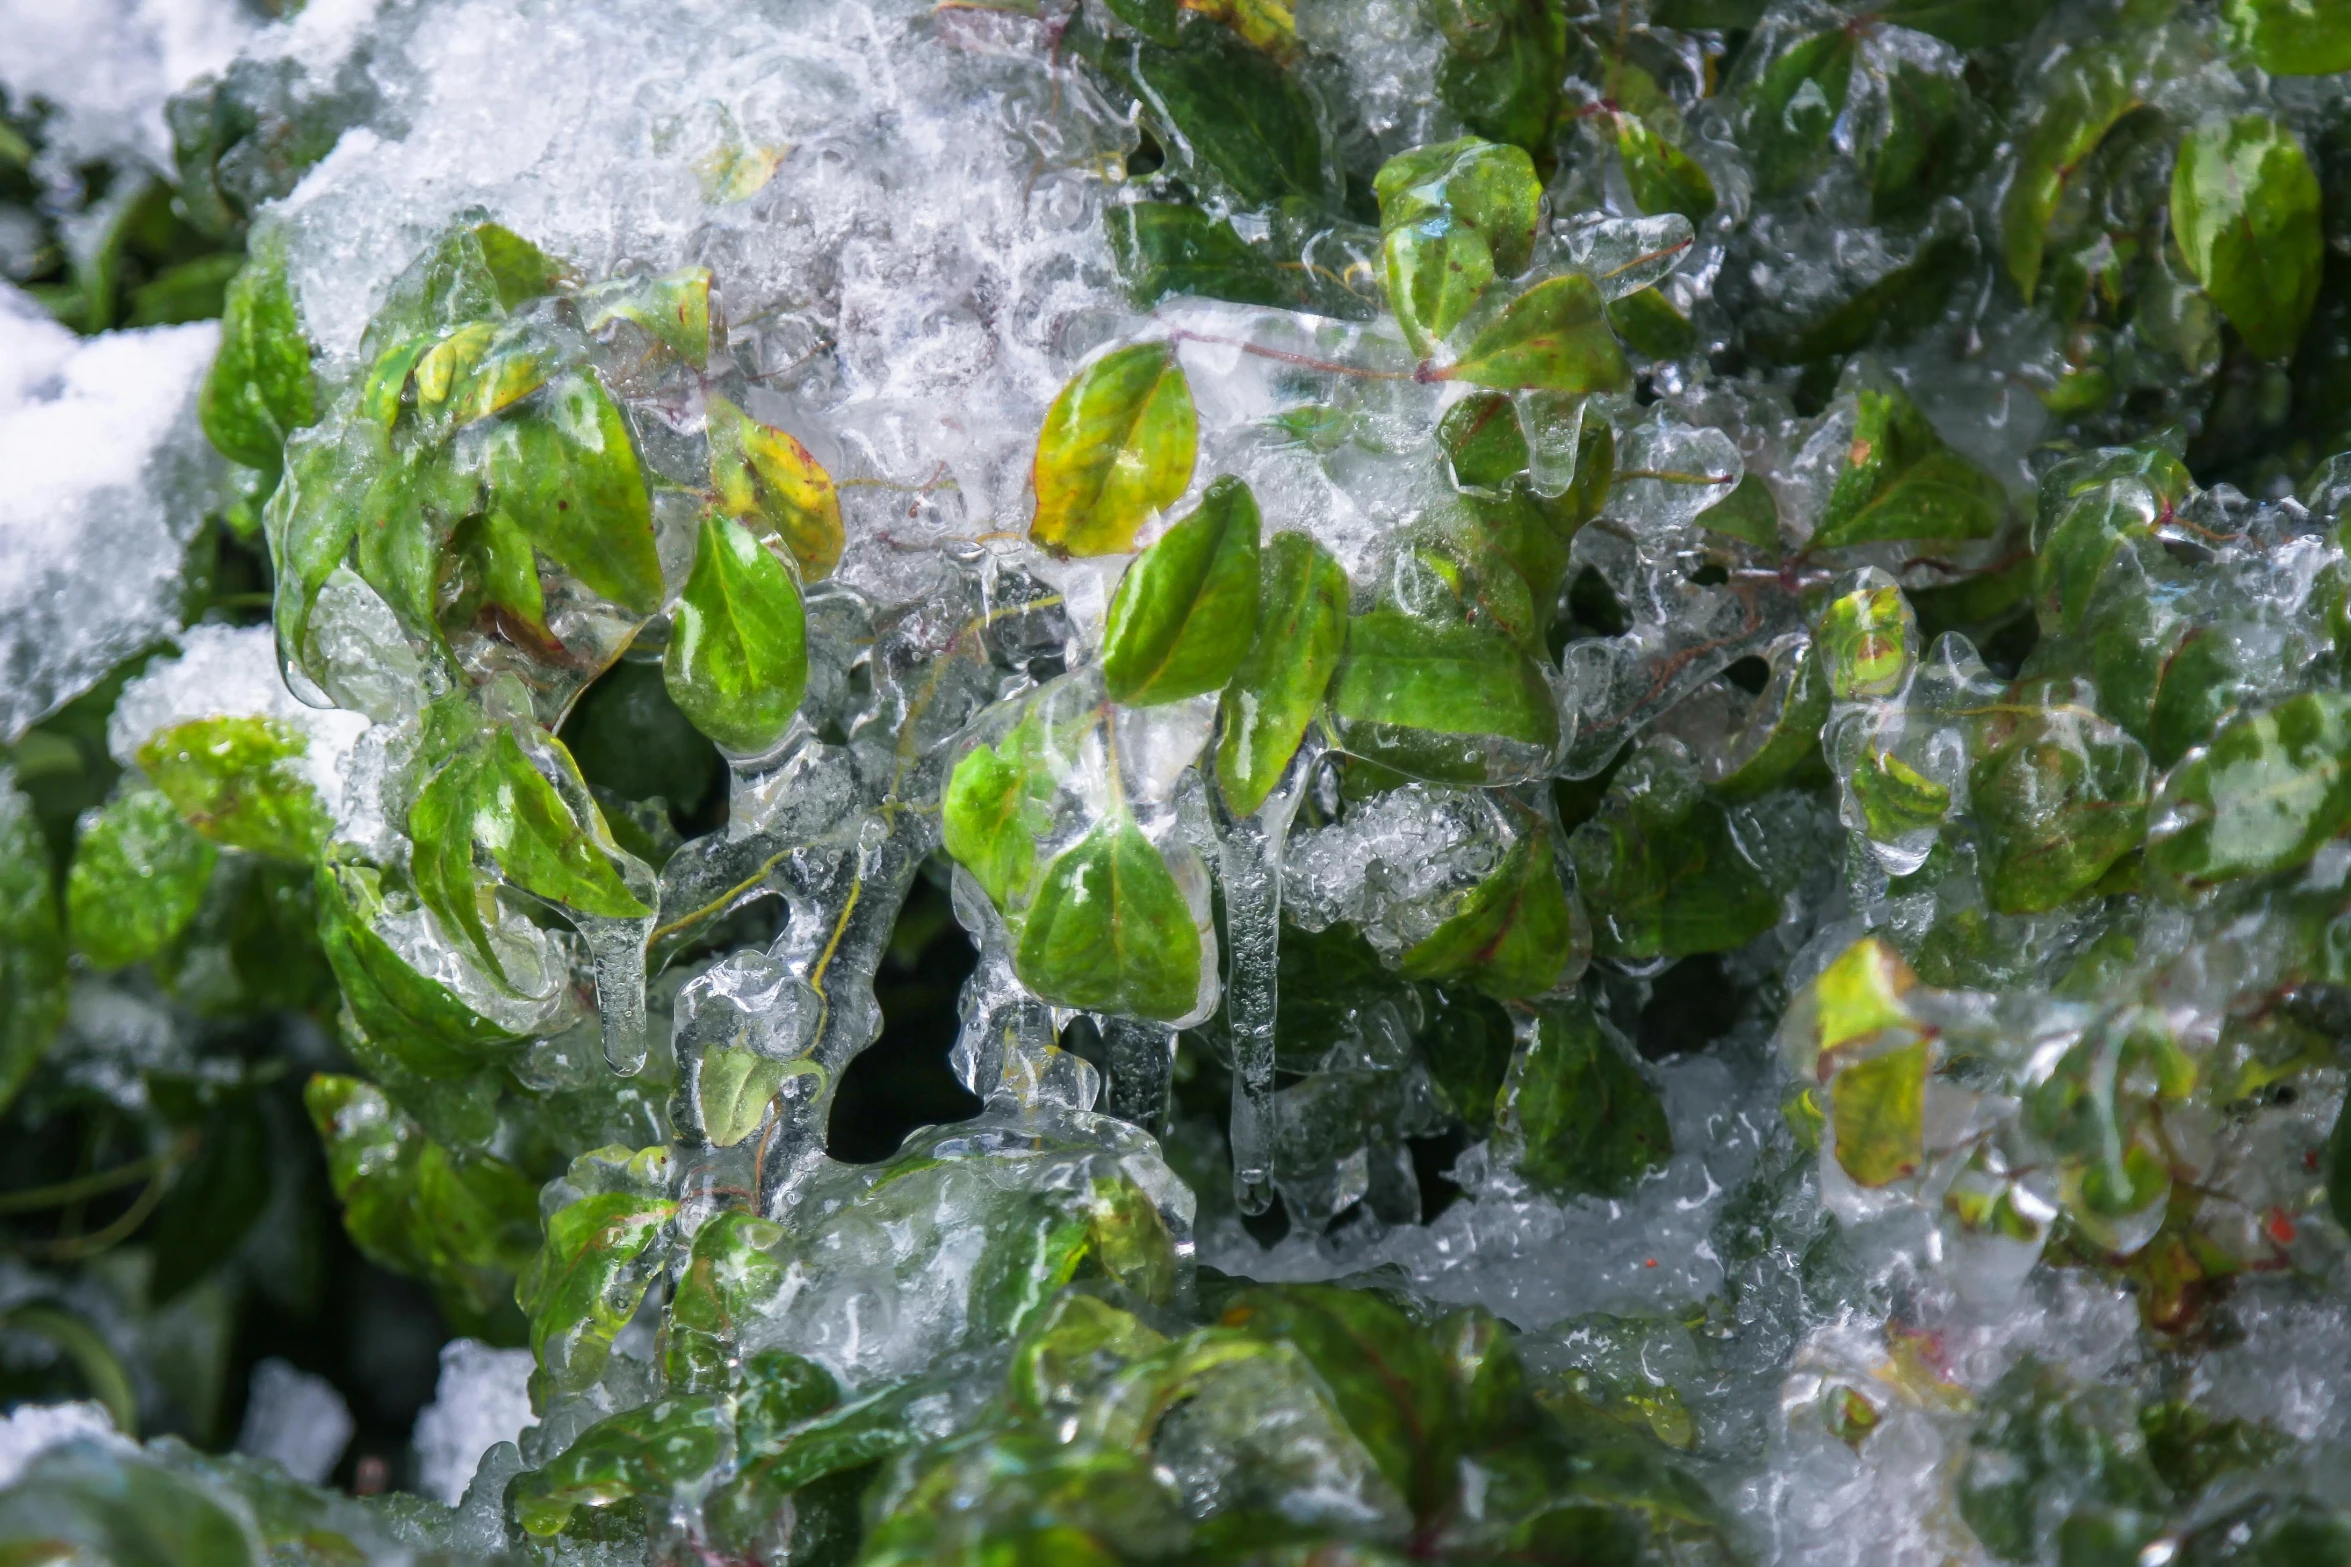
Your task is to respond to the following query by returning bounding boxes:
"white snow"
[0,1400,131,1490]
[0,0,258,177]
[0,286,222,740]
[232,1357,354,1485]
[108,622,372,820]
[410,1339,535,1507]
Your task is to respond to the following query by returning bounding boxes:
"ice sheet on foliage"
[1737,1265,2146,1567]
[1202,1052,1775,1329]
[265,0,1138,582]
[0,288,222,740]
[411,1339,535,1507]
[108,623,372,821]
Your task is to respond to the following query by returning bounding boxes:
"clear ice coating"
[14,0,2351,1564]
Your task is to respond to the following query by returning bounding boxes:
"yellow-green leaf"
[1832,1039,1928,1188]
[1030,344,1198,557]
[706,393,843,582]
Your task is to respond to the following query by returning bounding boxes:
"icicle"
[576,910,657,1075]
[1511,389,1587,499]
[1218,747,1315,1215]
[1102,1015,1175,1134]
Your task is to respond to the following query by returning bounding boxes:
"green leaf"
[1747,29,1854,195]
[2328,1094,2351,1238]
[1101,475,1262,705]
[1501,1001,1672,1200]
[1217,1285,1463,1523]
[1809,386,2006,550]
[1747,232,1972,365]
[1831,1039,1928,1187]
[1651,0,1763,20]
[697,1048,812,1150]
[1374,136,1543,275]
[198,241,314,472]
[444,504,555,651]
[2001,52,2138,303]
[1604,286,1698,361]
[1438,388,1530,490]
[475,222,572,309]
[1701,471,1780,553]
[1106,202,1340,315]
[1441,274,1631,394]
[2022,1023,2185,1243]
[3,1304,136,1435]
[1383,220,1496,355]
[307,1073,434,1279]
[705,393,843,582]
[664,511,809,755]
[1709,635,1829,799]
[2224,0,2351,74]
[520,1175,679,1398]
[1431,0,1568,159]
[1868,63,1967,224]
[2145,623,2270,770]
[1014,815,1204,1021]
[349,441,484,641]
[135,716,332,862]
[2170,114,2324,360]
[1123,22,1340,209]
[1614,113,1715,225]
[1971,679,2153,916]
[314,860,526,1078]
[1850,747,1952,842]
[665,1209,789,1391]
[1410,986,1523,1132]
[66,788,217,970]
[735,1347,841,1451]
[2034,476,2162,639]
[362,220,570,359]
[479,371,663,615]
[1401,815,1583,997]
[944,720,1057,914]
[1215,530,1350,815]
[2137,1401,2292,1503]
[415,1140,542,1290]
[127,251,244,328]
[0,1446,261,1567]
[1569,749,1782,962]
[1030,343,1198,557]
[1817,576,1917,701]
[1330,610,1560,783]
[1877,0,2055,46]
[475,730,652,919]
[582,265,713,366]
[147,1087,271,1303]
[2145,691,2351,897]
[0,778,67,1115]
[706,1390,923,1561]
[407,749,501,982]
[514,1395,733,1537]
